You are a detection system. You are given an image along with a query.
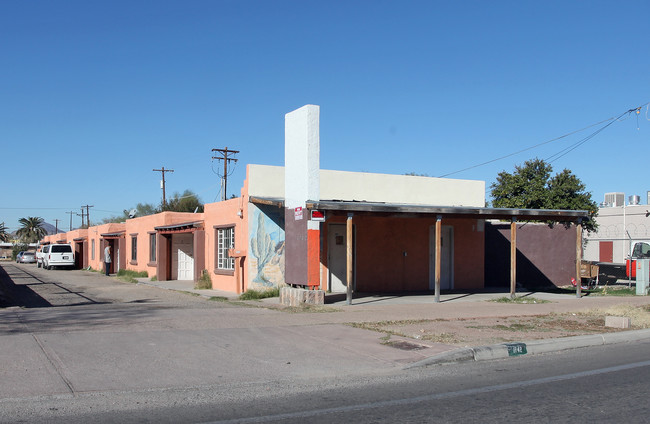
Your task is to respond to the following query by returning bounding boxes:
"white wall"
[583,204,650,263]
[247,165,485,208]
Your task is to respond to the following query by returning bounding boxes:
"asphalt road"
[2,262,650,423]
[2,339,649,423]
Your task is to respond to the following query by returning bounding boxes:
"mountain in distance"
[41,222,65,235]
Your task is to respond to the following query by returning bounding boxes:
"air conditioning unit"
[604,192,625,207]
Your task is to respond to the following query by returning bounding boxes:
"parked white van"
[43,244,75,270]
[36,245,48,268]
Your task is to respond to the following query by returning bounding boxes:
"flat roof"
[154,221,204,232]
[306,200,590,222]
[249,196,590,222]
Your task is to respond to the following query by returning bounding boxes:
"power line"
[438,102,649,178]
[545,106,645,163]
[153,167,174,207]
[211,147,239,201]
[66,211,76,231]
[81,205,94,227]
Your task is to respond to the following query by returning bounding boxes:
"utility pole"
[54,219,61,234]
[66,211,75,231]
[79,208,85,228]
[211,147,239,201]
[153,167,174,207]
[81,205,94,227]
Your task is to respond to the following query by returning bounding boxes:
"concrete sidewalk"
[136,277,650,366]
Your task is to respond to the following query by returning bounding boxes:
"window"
[217,227,235,270]
[91,239,95,260]
[51,245,72,253]
[149,233,156,263]
[131,236,137,262]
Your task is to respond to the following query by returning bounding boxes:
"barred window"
[217,227,235,270]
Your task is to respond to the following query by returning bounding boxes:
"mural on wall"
[249,205,285,288]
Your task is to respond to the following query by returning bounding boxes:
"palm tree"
[16,217,47,243]
[0,222,9,242]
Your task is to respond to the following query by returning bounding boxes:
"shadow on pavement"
[0,264,52,308]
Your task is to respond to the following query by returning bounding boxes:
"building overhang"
[154,221,204,234]
[305,200,590,223]
[101,231,126,239]
[249,196,284,208]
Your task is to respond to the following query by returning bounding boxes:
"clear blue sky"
[2,0,649,232]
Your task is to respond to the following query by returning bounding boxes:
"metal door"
[328,224,353,293]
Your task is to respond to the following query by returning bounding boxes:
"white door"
[429,225,453,290]
[328,224,352,293]
[172,233,194,281]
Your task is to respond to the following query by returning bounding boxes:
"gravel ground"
[348,304,650,348]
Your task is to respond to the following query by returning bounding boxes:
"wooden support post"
[346,213,353,305]
[510,218,517,299]
[576,220,583,299]
[435,215,442,303]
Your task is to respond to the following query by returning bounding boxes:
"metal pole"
[576,221,583,299]
[346,213,353,305]
[510,218,517,299]
[435,215,442,303]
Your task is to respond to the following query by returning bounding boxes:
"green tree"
[490,158,598,232]
[162,190,204,213]
[0,222,9,242]
[16,217,47,243]
[102,202,159,223]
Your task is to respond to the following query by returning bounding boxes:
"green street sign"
[505,342,528,356]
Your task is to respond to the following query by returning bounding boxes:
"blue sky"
[2,0,649,232]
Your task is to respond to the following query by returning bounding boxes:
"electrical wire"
[438,102,649,178]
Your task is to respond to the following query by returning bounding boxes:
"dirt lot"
[350,303,650,348]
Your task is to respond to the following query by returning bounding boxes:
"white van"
[43,244,75,270]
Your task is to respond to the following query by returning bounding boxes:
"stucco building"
[38,104,588,295]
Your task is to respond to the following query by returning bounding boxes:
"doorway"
[328,223,354,293]
[429,225,454,290]
[172,233,194,281]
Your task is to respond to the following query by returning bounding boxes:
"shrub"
[194,270,212,290]
[239,287,280,300]
[117,269,148,278]
[116,269,148,283]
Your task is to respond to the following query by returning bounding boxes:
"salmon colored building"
[37,104,587,298]
[66,228,88,269]
[86,223,126,274]
[123,212,205,281]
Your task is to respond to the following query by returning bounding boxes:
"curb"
[405,328,650,369]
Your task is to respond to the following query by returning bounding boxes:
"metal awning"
[306,200,590,222]
[101,231,126,239]
[154,221,204,234]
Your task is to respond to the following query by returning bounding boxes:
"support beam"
[510,218,517,299]
[576,221,583,299]
[346,213,353,305]
[435,215,442,303]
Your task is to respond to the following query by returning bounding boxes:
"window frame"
[130,234,138,264]
[148,232,157,266]
[214,224,235,275]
